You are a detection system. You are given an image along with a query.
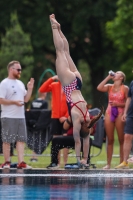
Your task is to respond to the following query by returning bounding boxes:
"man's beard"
[14,74,21,79]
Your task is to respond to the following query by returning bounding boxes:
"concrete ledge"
[0,169,133,187]
[0,168,133,176]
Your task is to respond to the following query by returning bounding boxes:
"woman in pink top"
[97,71,129,169]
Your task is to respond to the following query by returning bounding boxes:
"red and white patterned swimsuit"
[63,78,78,103]
[106,85,125,115]
[63,77,88,121]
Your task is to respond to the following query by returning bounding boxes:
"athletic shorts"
[1,118,27,143]
[49,118,63,136]
[124,117,133,135]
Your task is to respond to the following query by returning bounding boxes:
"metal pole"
[36,68,55,98]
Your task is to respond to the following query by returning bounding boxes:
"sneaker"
[115,161,129,169]
[47,163,59,169]
[0,161,11,169]
[17,161,32,169]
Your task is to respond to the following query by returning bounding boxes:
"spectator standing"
[97,71,128,169]
[115,80,133,169]
[0,61,34,169]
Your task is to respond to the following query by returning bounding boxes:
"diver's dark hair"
[80,106,104,138]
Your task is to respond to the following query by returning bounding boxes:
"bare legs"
[115,133,133,168]
[50,14,89,165]
[50,14,78,86]
[115,115,124,163]
[3,143,10,162]
[3,141,25,164]
[16,142,25,164]
[58,29,82,81]
[104,115,115,169]
[73,134,81,163]
[63,148,69,165]
[82,135,90,164]
[103,114,124,169]
[58,148,69,166]
[123,134,133,162]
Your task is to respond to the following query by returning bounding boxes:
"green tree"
[78,60,92,104]
[0,1,117,107]
[0,13,34,84]
[106,0,133,82]
[16,0,117,106]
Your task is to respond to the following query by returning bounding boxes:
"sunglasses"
[13,68,22,72]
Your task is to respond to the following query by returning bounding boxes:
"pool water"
[0,175,133,200]
[0,184,133,200]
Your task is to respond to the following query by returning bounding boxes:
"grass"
[1,131,133,169]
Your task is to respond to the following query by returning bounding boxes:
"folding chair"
[89,108,105,159]
[25,109,52,154]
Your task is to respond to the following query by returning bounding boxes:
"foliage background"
[0,0,132,109]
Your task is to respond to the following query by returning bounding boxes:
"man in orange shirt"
[39,75,69,168]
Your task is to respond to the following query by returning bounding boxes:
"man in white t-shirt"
[0,60,34,169]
